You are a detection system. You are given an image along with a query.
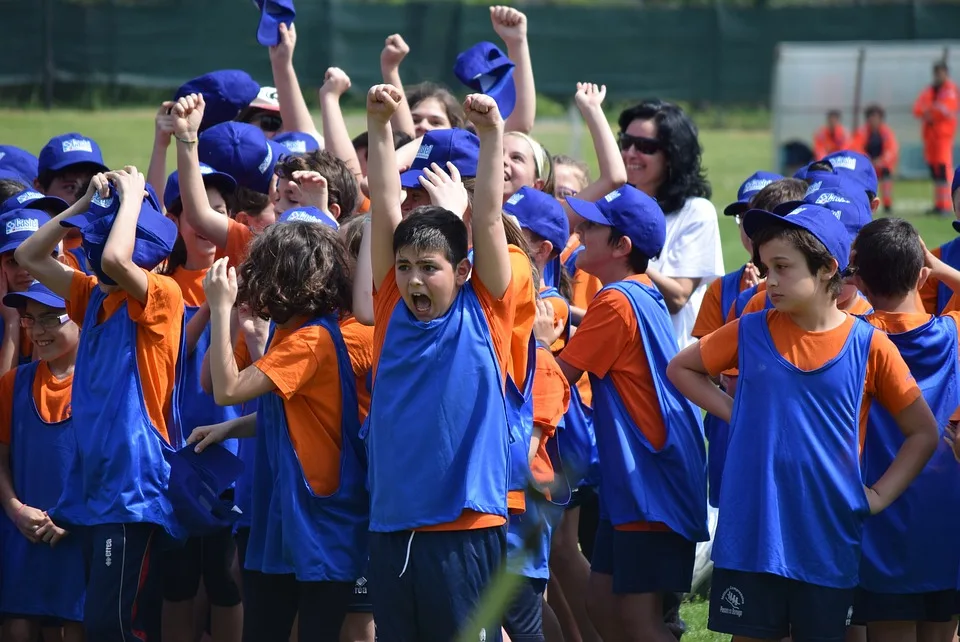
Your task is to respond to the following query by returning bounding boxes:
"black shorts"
[162,528,241,607]
[590,521,696,595]
[709,568,854,642]
[347,576,373,613]
[853,588,958,624]
[503,577,547,642]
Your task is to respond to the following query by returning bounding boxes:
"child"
[846,218,960,642]
[189,217,367,642]
[399,128,480,216]
[813,110,850,160]
[555,184,708,642]
[851,105,899,214]
[918,167,960,314]
[667,203,939,641]
[15,167,187,641]
[364,84,513,641]
[0,281,84,642]
[35,133,109,205]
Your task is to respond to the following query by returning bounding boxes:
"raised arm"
[380,35,416,138]
[464,94,510,298]
[491,6,536,134]
[318,68,364,188]
[269,23,321,141]
[172,94,229,249]
[352,217,375,325]
[100,167,151,303]
[147,102,175,205]
[366,84,405,288]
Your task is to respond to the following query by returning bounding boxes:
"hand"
[15,504,49,543]
[864,485,885,515]
[463,94,503,132]
[172,93,205,140]
[34,516,67,546]
[0,273,17,325]
[380,34,410,70]
[366,84,403,124]
[418,162,469,219]
[574,83,607,114]
[490,5,527,45]
[155,101,176,145]
[107,166,146,204]
[290,171,330,213]
[187,420,235,453]
[319,67,351,100]
[203,257,238,311]
[743,262,761,289]
[269,22,296,67]
[533,298,564,347]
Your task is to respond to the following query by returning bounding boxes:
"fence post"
[42,0,54,109]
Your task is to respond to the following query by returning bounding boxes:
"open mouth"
[411,293,431,313]
[34,339,54,348]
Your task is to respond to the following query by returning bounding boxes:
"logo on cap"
[92,192,114,208]
[281,140,307,154]
[814,192,850,206]
[829,156,857,171]
[285,210,319,223]
[415,144,434,161]
[0,152,5,161]
[5,217,39,235]
[62,139,93,154]
[788,206,808,217]
[604,190,622,203]
[200,165,215,175]
[258,143,274,175]
[743,178,773,193]
[17,191,43,204]
[805,181,822,197]
[506,193,524,205]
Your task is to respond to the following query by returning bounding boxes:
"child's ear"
[533,178,546,191]
[235,211,251,227]
[455,258,472,285]
[870,197,881,213]
[330,203,341,220]
[917,265,932,290]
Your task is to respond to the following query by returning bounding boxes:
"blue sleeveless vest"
[859,314,960,593]
[714,311,874,588]
[589,280,708,542]
[366,281,509,531]
[0,361,85,621]
[542,256,562,290]
[733,283,760,319]
[232,398,259,530]
[937,238,960,314]
[507,337,536,494]
[719,266,747,322]
[563,246,582,277]
[68,246,92,276]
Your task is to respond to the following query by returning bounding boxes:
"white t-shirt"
[648,196,725,349]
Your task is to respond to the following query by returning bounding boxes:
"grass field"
[0,108,951,641]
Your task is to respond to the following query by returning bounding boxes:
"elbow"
[100,250,134,283]
[666,359,683,390]
[606,163,629,190]
[212,388,241,407]
[354,309,375,327]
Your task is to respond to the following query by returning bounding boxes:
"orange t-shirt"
[236,321,346,496]
[60,236,84,273]
[558,274,671,532]
[739,288,873,318]
[700,310,922,453]
[340,315,374,424]
[529,348,570,489]
[169,267,207,308]
[693,270,754,339]
[371,248,522,531]
[66,270,183,442]
[505,248,536,513]
[561,237,602,312]
[225,218,256,267]
[0,362,73,444]
[541,287,570,354]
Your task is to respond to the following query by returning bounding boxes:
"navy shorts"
[853,588,959,624]
[709,568,854,642]
[162,527,241,606]
[347,575,373,613]
[590,521,696,595]
[503,577,547,642]
[369,526,506,642]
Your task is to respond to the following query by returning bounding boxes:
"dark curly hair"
[618,100,711,214]
[237,221,352,324]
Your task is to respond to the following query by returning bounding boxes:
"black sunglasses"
[252,113,283,133]
[618,133,662,155]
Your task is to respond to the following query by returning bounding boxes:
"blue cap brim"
[742,208,795,240]
[60,215,94,230]
[566,195,611,227]
[24,196,68,215]
[43,158,109,174]
[0,240,23,256]
[2,288,65,309]
[487,72,517,120]
[952,220,960,234]
[400,168,425,190]
[723,201,750,217]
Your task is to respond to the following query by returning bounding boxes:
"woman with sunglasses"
[617,100,721,351]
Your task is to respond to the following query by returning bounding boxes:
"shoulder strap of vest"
[719,266,747,321]
[168,310,188,450]
[82,284,108,328]
[317,315,365,466]
[563,246,582,276]
[733,284,759,318]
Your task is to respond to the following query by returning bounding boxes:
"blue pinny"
[589,280,708,542]
[50,286,186,541]
[703,265,746,508]
[366,280,509,531]
[937,238,960,314]
[714,311,874,589]
[859,314,960,593]
[0,361,85,621]
[506,336,537,495]
[244,316,368,581]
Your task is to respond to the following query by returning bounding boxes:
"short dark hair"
[352,130,412,152]
[607,228,653,274]
[237,221,352,324]
[751,223,842,299]
[0,178,28,201]
[749,178,808,213]
[406,82,465,129]
[36,163,102,192]
[393,206,468,266]
[276,150,359,218]
[864,104,885,119]
[851,218,923,299]
[807,160,834,173]
[235,186,271,218]
[339,214,367,260]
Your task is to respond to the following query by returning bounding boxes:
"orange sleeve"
[357,195,371,214]
[234,335,253,371]
[341,318,375,423]
[914,88,932,118]
[699,319,741,377]
[545,294,570,352]
[372,268,402,377]
[66,271,98,325]
[920,246,943,314]
[692,279,723,339]
[532,349,569,441]
[126,271,183,331]
[224,218,255,267]
[60,249,82,272]
[253,329,322,400]
[865,331,923,417]
[472,247,526,381]
[560,289,634,379]
[0,369,15,444]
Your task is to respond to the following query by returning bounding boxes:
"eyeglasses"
[252,113,283,133]
[20,314,70,329]
[618,133,662,155]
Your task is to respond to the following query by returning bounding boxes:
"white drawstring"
[398,531,415,578]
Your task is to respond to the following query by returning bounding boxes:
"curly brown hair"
[237,221,352,324]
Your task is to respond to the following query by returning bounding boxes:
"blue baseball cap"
[0,189,67,216]
[273,131,320,155]
[199,122,285,195]
[565,185,666,259]
[278,206,337,228]
[503,186,569,252]
[789,187,872,243]
[952,165,960,196]
[0,146,39,184]
[400,129,480,189]
[743,203,851,272]
[255,0,296,47]
[454,42,516,119]
[38,133,108,176]
[724,171,783,216]
[822,151,879,195]
[0,209,51,255]
[3,280,66,310]
[175,71,261,133]
[163,164,238,212]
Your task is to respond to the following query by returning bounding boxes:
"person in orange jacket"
[813,110,850,160]
[913,61,958,215]
[851,104,899,214]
